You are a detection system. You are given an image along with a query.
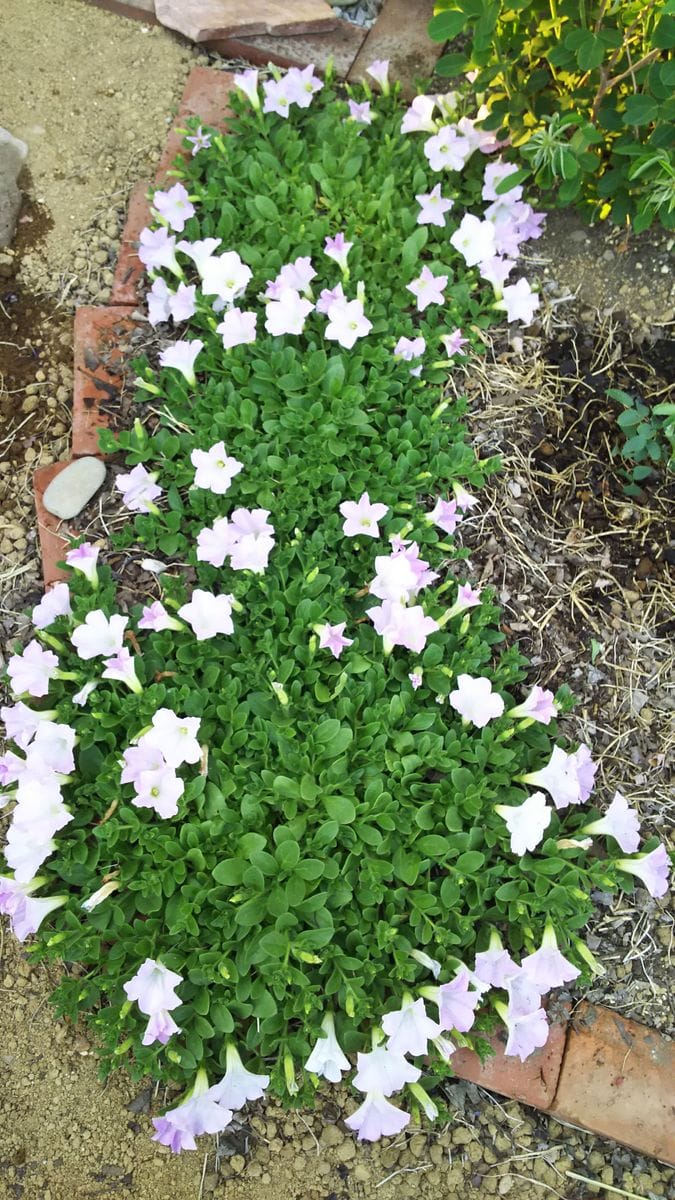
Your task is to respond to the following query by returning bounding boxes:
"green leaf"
[275,840,301,871]
[401,226,428,272]
[254,195,279,220]
[428,9,468,41]
[416,835,451,857]
[325,795,356,824]
[435,52,469,77]
[623,95,659,126]
[212,859,244,886]
[456,851,485,873]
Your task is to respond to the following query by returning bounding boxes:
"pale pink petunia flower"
[409,671,423,690]
[429,497,461,535]
[340,492,389,538]
[509,685,558,725]
[153,182,195,234]
[7,641,60,698]
[0,877,66,942]
[133,764,185,818]
[499,278,540,325]
[233,69,260,108]
[616,844,670,899]
[303,1014,350,1084]
[318,623,353,659]
[437,970,480,1033]
[453,482,478,511]
[444,581,482,621]
[352,1046,420,1095]
[65,542,99,586]
[229,508,275,573]
[482,160,523,203]
[382,997,441,1057]
[521,744,596,810]
[121,742,166,787]
[32,582,72,630]
[449,674,505,727]
[345,1092,409,1141]
[265,287,314,336]
[142,708,201,769]
[115,463,163,514]
[473,947,518,989]
[210,1044,270,1109]
[27,720,76,775]
[138,226,181,276]
[285,64,323,109]
[416,183,454,227]
[71,611,127,660]
[216,308,257,349]
[450,213,497,267]
[262,76,293,119]
[325,296,372,349]
[441,328,469,358]
[366,58,390,94]
[369,552,420,604]
[201,253,252,304]
[158,339,204,386]
[367,600,439,655]
[4,829,57,882]
[148,276,172,326]
[143,1009,181,1046]
[580,790,641,854]
[178,589,235,641]
[347,99,372,126]
[176,237,221,278]
[324,233,353,273]
[152,1082,232,1153]
[274,256,316,296]
[185,126,211,155]
[407,265,448,312]
[401,94,437,134]
[521,926,580,993]
[102,647,142,693]
[168,282,197,324]
[504,978,550,1061]
[196,517,238,568]
[124,957,183,1015]
[495,792,552,855]
[1,702,55,751]
[138,601,183,633]
[424,125,472,172]
[191,441,243,495]
[316,283,345,314]
[394,335,425,364]
[479,255,516,293]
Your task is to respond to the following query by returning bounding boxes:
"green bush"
[429,0,675,229]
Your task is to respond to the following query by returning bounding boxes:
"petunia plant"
[1,63,671,1151]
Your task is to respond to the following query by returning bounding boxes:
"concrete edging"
[31,63,675,1168]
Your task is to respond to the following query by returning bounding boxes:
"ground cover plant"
[1,63,671,1153]
[428,0,675,230]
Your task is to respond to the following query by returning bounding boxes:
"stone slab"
[34,463,74,587]
[42,456,107,520]
[347,0,440,98]
[72,306,137,458]
[154,0,337,42]
[205,21,367,75]
[551,1003,675,1165]
[451,998,570,1111]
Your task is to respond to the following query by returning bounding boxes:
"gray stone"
[0,127,28,247]
[43,457,107,520]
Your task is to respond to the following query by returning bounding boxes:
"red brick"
[551,1003,675,1165]
[33,463,73,588]
[451,998,570,1110]
[347,0,440,99]
[72,306,137,458]
[206,22,367,76]
[110,179,151,307]
[156,66,235,186]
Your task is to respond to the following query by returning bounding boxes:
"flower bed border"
[29,63,675,1169]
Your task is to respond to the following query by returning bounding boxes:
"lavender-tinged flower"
[340,492,389,538]
[0,877,66,942]
[121,742,166,787]
[115,463,163,514]
[185,125,212,155]
[473,945,519,990]
[32,583,72,630]
[498,277,540,325]
[65,542,99,587]
[316,283,345,314]
[123,957,183,1014]
[196,517,238,568]
[29,720,77,775]
[158,339,204,386]
[381,996,441,1057]
[347,99,373,126]
[440,328,468,358]
[102,647,142,694]
[4,829,57,882]
[318,623,353,660]
[229,508,275,573]
[216,307,257,349]
[143,1009,181,1046]
[285,64,323,109]
[495,792,552,855]
[153,182,195,234]
[369,552,420,605]
[275,256,316,296]
[429,497,461,535]
[482,160,523,203]
[401,94,437,134]
[366,59,390,94]
[138,226,182,276]
[416,183,454,227]
[138,601,184,634]
[168,282,197,324]
[201,252,252,304]
[152,1069,232,1153]
[453,482,479,512]
[353,1045,420,1095]
[262,76,293,119]
[233,69,260,108]
[407,265,448,312]
[450,213,497,267]
[580,790,641,853]
[616,844,670,899]
[176,236,221,277]
[503,976,550,1061]
[449,674,505,728]
[265,287,314,336]
[410,948,442,978]
[142,708,201,769]
[72,680,98,707]
[479,255,516,293]
[409,671,423,690]
[521,924,580,993]
[71,611,127,661]
[345,1092,409,1141]
[7,641,60,698]
[178,589,235,641]
[394,335,425,365]
[437,969,480,1033]
[147,276,171,326]
[367,600,439,655]
[424,126,472,172]
[133,764,184,818]
[508,684,557,725]
[1,703,57,751]
[521,744,596,810]
[304,1013,351,1083]
[442,582,482,623]
[191,441,243,494]
[209,1044,270,1110]
[324,232,353,273]
[325,295,372,349]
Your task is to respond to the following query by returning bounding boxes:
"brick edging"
[31,65,675,1169]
